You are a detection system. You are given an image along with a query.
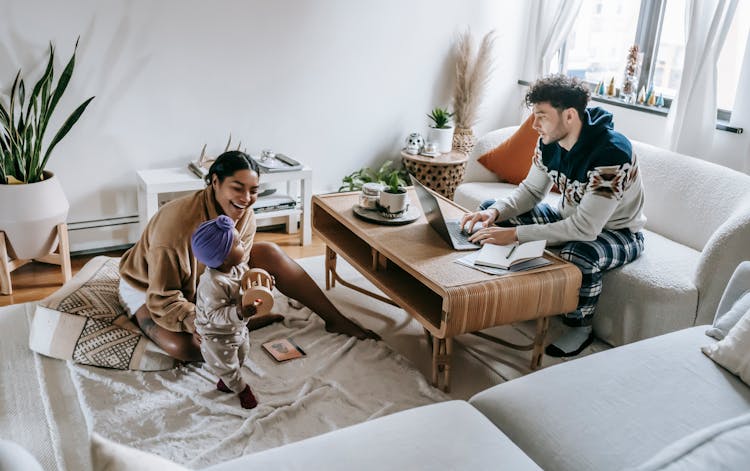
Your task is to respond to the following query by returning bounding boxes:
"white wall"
[0,0,527,251]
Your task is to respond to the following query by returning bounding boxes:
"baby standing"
[191,215,266,409]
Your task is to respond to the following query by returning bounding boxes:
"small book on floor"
[474,240,547,270]
[262,338,306,362]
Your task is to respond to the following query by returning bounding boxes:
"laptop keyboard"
[446,221,479,246]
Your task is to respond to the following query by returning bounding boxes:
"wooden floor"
[0,230,326,307]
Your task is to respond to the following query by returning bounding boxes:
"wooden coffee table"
[312,189,581,391]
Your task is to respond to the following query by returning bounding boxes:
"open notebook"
[474,240,547,269]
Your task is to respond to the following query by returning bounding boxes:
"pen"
[506,243,518,258]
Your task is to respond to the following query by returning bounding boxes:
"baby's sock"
[216,379,232,393]
[545,325,594,357]
[238,385,258,409]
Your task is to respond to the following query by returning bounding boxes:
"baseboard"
[70,244,134,257]
[67,216,140,253]
[66,214,296,254]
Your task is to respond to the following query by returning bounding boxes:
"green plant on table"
[0,39,95,184]
[339,160,409,192]
[383,171,406,194]
[427,107,454,129]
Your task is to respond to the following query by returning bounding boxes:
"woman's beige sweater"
[119,186,256,333]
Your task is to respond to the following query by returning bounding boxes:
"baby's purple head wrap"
[191,215,235,268]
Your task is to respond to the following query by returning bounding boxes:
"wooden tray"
[352,204,420,226]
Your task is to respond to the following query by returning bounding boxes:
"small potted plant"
[378,171,408,215]
[427,107,454,154]
[338,160,408,192]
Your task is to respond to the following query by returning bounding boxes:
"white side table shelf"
[136,166,312,245]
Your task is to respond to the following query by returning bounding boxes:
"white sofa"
[454,126,750,347]
[214,328,749,471]
[203,263,750,470]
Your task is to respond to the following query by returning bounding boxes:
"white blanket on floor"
[68,293,448,468]
[9,254,604,469]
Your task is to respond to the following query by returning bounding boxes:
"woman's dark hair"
[525,74,590,121]
[205,150,260,185]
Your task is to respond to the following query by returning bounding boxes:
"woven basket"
[402,159,467,200]
[452,127,476,155]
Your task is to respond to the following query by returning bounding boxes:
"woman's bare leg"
[250,242,379,340]
[134,305,203,362]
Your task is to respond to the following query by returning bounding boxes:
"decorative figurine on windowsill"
[637,86,646,104]
[606,77,616,97]
[656,93,665,108]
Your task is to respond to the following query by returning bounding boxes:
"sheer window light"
[716,0,750,112]
[551,0,748,121]
[561,0,640,84]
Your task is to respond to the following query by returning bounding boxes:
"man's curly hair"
[525,75,590,121]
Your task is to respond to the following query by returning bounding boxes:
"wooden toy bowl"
[240,268,274,316]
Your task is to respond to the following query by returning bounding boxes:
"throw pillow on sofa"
[702,304,750,386]
[477,114,538,185]
[706,290,750,340]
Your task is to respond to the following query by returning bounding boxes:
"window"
[716,1,750,112]
[555,0,749,117]
[559,1,641,84]
[650,0,686,99]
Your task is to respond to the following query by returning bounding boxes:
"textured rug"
[66,254,607,468]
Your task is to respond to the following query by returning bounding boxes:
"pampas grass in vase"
[452,29,495,155]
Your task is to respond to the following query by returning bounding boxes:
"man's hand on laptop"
[468,226,518,246]
[460,208,499,234]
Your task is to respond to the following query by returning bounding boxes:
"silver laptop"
[410,175,480,251]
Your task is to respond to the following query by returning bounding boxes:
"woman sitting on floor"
[118,151,378,361]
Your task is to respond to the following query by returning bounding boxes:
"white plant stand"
[136,167,313,245]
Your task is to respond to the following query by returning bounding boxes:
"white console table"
[136,166,312,245]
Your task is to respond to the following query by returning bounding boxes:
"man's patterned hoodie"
[489,107,646,245]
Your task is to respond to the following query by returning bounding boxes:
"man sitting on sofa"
[461,74,647,357]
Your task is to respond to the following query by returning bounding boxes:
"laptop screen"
[409,175,454,242]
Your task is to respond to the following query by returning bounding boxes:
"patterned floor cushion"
[28,256,175,371]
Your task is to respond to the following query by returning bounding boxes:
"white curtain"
[521,0,583,81]
[668,0,738,157]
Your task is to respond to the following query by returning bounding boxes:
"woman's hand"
[186,316,202,344]
[460,208,499,234]
[468,226,518,246]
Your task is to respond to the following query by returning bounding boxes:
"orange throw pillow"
[478,114,538,185]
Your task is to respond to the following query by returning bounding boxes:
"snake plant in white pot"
[0,40,94,259]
